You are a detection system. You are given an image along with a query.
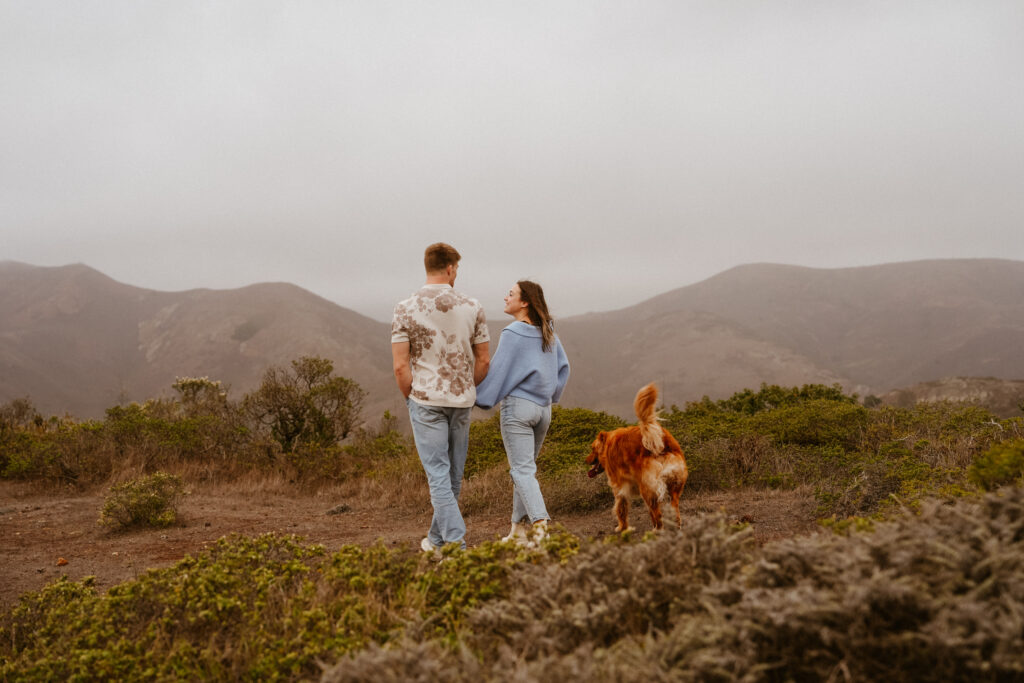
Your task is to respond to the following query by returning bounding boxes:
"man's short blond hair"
[424,243,461,273]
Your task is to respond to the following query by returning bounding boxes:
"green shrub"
[538,406,628,475]
[661,398,743,444]
[749,399,869,448]
[969,439,1024,490]
[0,531,577,681]
[0,417,110,485]
[465,412,505,478]
[0,431,58,479]
[103,402,216,464]
[863,402,1009,469]
[283,413,413,486]
[98,472,186,531]
[343,411,411,460]
[715,382,857,415]
[242,356,366,453]
[663,383,863,449]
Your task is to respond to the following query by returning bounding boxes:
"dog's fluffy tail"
[634,383,665,455]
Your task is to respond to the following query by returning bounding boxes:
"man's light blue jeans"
[500,395,552,524]
[407,399,471,549]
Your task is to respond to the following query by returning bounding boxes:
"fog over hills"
[2,259,1023,420]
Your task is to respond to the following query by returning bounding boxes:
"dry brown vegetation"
[318,487,1024,682]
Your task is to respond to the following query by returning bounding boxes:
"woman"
[475,280,570,545]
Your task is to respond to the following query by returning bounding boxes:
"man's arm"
[472,341,490,385]
[392,342,413,398]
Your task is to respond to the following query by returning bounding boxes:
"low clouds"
[3,1,1023,321]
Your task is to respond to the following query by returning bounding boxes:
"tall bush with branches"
[242,356,366,453]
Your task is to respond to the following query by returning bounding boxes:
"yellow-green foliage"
[748,398,868,448]
[0,531,578,681]
[653,385,1022,517]
[663,383,864,447]
[98,471,186,531]
[969,438,1024,490]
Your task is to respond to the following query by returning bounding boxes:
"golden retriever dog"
[586,383,688,531]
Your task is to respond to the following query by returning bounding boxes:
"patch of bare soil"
[0,481,819,610]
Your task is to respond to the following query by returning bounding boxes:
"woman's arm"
[474,330,519,409]
[552,338,570,403]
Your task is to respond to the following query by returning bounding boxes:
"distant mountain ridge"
[554,258,1024,415]
[0,261,396,419]
[2,258,1023,420]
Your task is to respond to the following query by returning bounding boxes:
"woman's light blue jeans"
[500,395,552,524]
[407,399,471,549]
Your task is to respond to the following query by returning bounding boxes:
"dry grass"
[461,466,514,517]
[333,452,433,512]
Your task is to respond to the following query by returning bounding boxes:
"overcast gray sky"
[3,1,1023,322]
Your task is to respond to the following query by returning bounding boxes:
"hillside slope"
[0,262,397,419]
[556,258,1024,415]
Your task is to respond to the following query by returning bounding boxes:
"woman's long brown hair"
[517,280,555,352]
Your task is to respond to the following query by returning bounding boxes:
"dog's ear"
[586,431,607,463]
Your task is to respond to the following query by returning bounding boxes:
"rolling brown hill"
[0,262,399,420]
[554,258,1024,416]
[3,258,1023,421]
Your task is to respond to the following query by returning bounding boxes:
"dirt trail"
[0,482,819,609]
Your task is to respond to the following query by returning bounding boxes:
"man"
[392,243,490,551]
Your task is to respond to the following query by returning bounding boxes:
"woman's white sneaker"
[501,522,529,544]
[526,520,549,548]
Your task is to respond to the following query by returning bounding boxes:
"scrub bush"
[98,471,185,531]
[969,438,1024,490]
[324,487,1024,682]
[465,411,505,477]
[748,398,868,448]
[0,531,577,681]
[343,410,410,460]
[242,356,366,453]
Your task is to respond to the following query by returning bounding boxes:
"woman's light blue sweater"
[474,321,570,410]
